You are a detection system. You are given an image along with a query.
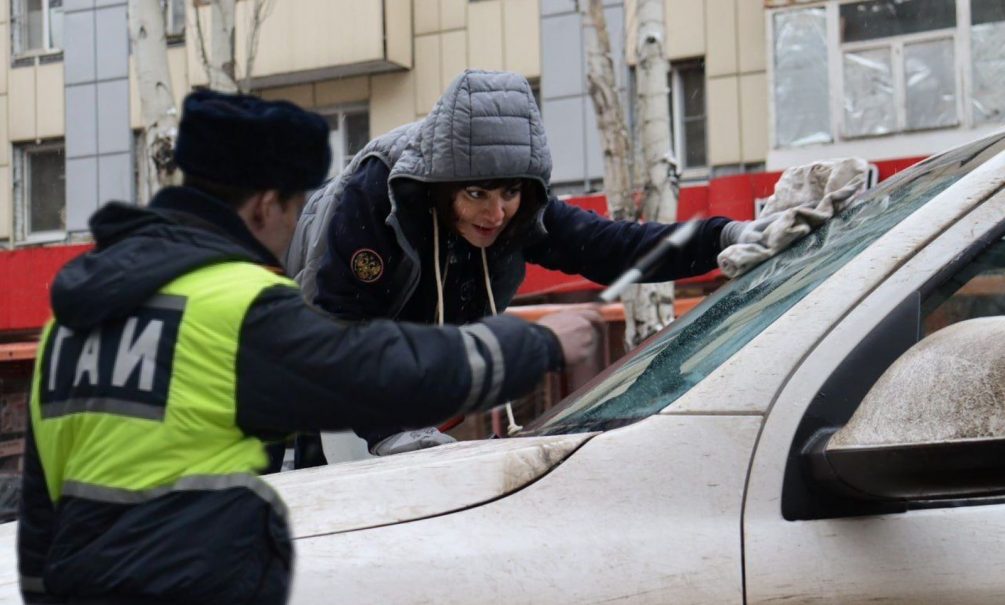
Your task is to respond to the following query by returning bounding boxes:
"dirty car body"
[265,130,1005,604]
[4,132,1005,604]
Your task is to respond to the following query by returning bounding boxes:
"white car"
[4,131,1005,604]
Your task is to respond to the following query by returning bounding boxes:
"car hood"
[265,433,594,539]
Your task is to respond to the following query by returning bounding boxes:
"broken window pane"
[773,8,832,147]
[843,48,895,137]
[840,0,956,43]
[905,38,958,130]
[345,112,371,162]
[48,0,63,49]
[25,0,44,51]
[28,146,66,233]
[972,21,1005,125]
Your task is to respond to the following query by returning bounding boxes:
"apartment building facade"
[0,0,1004,476]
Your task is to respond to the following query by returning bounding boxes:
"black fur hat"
[174,89,331,191]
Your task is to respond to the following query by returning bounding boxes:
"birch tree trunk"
[624,0,679,346]
[129,0,179,198]
[195,0,239,93]
[580,0,634,221]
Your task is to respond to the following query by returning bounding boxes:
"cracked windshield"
[525,132,1005,435]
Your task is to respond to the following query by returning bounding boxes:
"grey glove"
[369,427,457,456]
[719,213,783,249]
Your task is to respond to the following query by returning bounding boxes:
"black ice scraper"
[598,215,704,304]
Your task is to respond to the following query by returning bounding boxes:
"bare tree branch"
[194,0,238,92]
[129,0,180,197]
[241,0,277,93]
[580,0,635,222]
[193,0,212,83]
[624,0,679,344]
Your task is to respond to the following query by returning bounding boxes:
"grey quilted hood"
[389,70,552,186]
[287,70,554,307]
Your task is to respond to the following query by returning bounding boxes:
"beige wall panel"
[259,83,315,107]
[385,0,414,68]
[414,34,442,115]
[503,0,541,78]
[737,0,765,73]
[667,0,705,61]
[129,59,140,129]
[0,23,8,94]
[414,0,440,35]
[468,1,504,71]
[245,0,384,79]
[740,72,768,162]
[440,30,468,91]
[0,166,10,241]
[705,0,737,77]
[8,68,35,142]
[371,71,418,136]
[0,96,7,165]
[35,63,64,139]
[316,76,371,107]
[0,0,7,24]
[707,75,742,165]
[440,0,466,31]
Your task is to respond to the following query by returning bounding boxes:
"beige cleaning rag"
[717,158,872,278]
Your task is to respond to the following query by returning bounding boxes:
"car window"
[524,132,1005,436]
[922,236,1005,336]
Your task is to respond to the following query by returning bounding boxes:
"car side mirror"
[806,317,1005,501]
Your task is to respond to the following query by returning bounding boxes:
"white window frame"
[11,0,63,58]
[13,140,66,246]
[163,0,185,40]
[835,2,962,139]
[669,61,708,176]
[767,0,1005,169]
[321,104,370,180]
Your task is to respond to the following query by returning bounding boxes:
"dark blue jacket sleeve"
[524,199,731,284]
[18,423,66,603]
[314,158,401,321]
[235,285,561,436]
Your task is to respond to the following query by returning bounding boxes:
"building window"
[13,141,66,243]
[325,108,370,179]
[773,7,832,147]
[770,0,1005,149]
[971,0,1005,124]
[12,0,63,56]
[163,0,185,40]
[840,0,958,137]
[668,62,707,169]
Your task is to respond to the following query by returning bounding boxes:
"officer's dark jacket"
[289,70,729,326]
[17,186,561,604]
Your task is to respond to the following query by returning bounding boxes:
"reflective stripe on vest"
[30,262,296,516]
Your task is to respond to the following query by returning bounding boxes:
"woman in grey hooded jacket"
[287,70,737,459]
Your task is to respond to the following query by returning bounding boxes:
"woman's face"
[450,183,522,248]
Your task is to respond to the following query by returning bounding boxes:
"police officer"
[17,90,599,604]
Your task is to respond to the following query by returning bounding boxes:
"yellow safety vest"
[29,261,295,515]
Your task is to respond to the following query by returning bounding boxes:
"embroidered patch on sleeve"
[351,248,384,283]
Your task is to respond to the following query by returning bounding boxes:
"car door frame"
[743,167,1005,603]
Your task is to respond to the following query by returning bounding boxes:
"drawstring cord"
[433,208,446,327]
[481,245,522,436]
[432,209,521,436]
